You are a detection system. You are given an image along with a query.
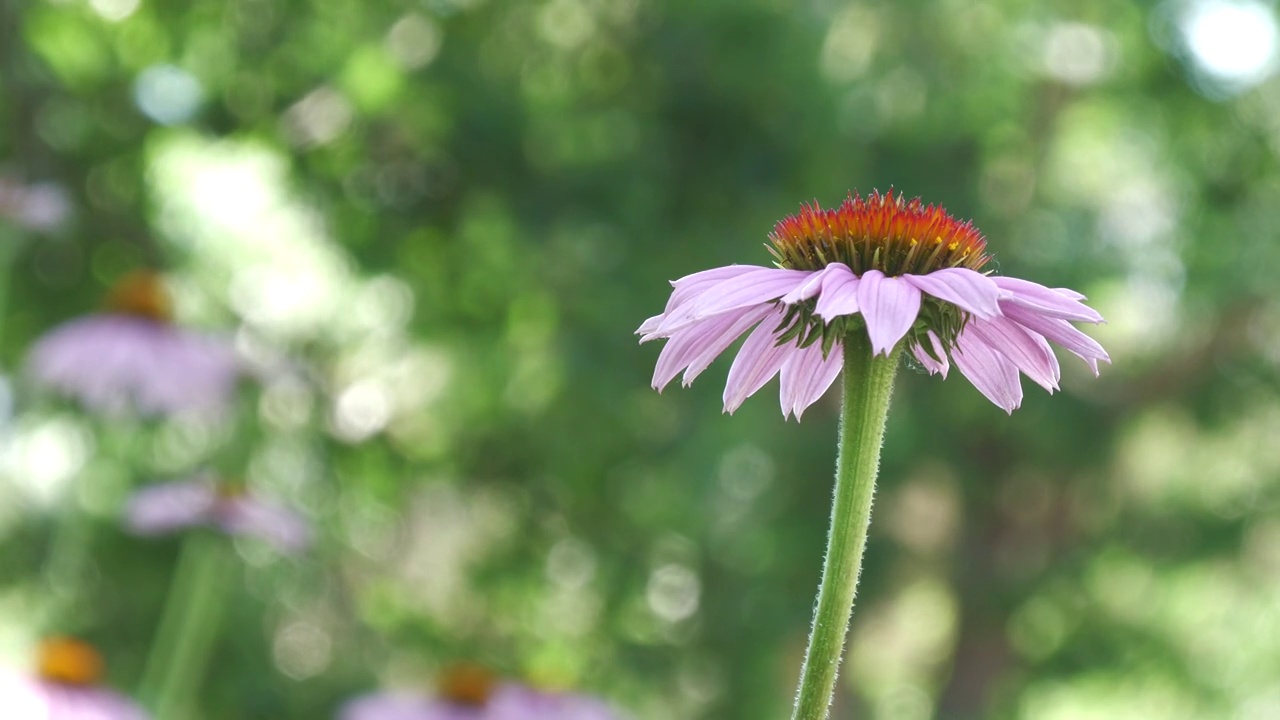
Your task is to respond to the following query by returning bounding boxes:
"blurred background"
[2,0,1279,717]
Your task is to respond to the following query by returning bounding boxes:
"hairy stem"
[791,333,901,720]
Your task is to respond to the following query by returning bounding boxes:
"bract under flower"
[638,192,1109,417]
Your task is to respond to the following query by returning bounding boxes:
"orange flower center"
[103,270,172,322]
[37,637,103,686]
[768,190,990,275]
[437,663,496,707]
[215,479,248,500]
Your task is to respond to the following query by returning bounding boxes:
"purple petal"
[681,306,776,386]
[125,478,218,536]
[488,684,623,720]
[779,271,826,305]
[812,263,861,320]
[649,306,771,390]
[637,265,759,336]
[1002,303,1110,375]
[666,267,809,331]
[27,315,240,417]
[952,330,1023,413]
[0,676,151,720]
[722,308,794,414]
[992,277,1103,323]
[857,270,922,356]
[964,316,1061,392]
[910,330,949,378]
[778,341,843,420]
[904,268,1000,319]
[217,498,312,553]
[338,692,464,720]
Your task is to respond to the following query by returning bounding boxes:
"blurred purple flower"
[125,473,311,553]
[638,192,1109,417]
[485,686,621,720]
[27,271,241,417]
[0,177,72,233]
[0,638,150,720]
[340,676,624,720]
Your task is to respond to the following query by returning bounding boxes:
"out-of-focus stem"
[137,531,234,719]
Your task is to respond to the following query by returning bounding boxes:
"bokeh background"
[3,0,1280,717]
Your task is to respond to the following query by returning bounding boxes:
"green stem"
[40,420,139,630]
[137,532,235,720]
[791,333,901,720]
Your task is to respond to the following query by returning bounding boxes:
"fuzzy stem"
[790,333,901,720]
[137,532,234,719]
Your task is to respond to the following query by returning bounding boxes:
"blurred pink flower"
[27,271,241,417]
[638,192,1109,417]
[0,177,72,233]
[485,686,620,720]
[125,473,311,553]
[340,668,623,720]
[0,638,149,720]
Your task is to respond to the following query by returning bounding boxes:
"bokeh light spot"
[133,64,203,125]
[1181,0,1278,91]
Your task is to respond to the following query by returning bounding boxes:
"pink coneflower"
[638,190,1109,417]
[125,473,311,553]
[340,666,623,720]
[28,271,241,417]
[0,638,150,720]
[0,177,72,233]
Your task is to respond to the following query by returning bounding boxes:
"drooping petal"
[1001,303,1111,375]
[952,330,1023,413]
[857,270,923,356]
[992,277,1103,323]
[677,267,811,326]
[812,263,861,320]
[654,267,809,335]
[637,265,759,336]
[488,684,623,720]
[722,308,795,414]
[649,306,770,390]
[681,306,776,386]
[964,316,1061,392]
[0,676,152,720]
[337,692,439,720]
[904,268,1001,319]
[124,478,219,536]
[778,341,843,420]
[217,498,312,553]
[779,267,829,304]
[910,330,949,378]
[28,315,240,417]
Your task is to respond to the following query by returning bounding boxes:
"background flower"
[125,473,311,553]
[0,639,150,720]
[27,271,240,417]
[0,176,72,233]
[341,666,623,720]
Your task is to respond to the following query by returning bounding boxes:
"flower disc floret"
[38,638,103,686]
[768,190,990,275]
[104,270,172,323]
